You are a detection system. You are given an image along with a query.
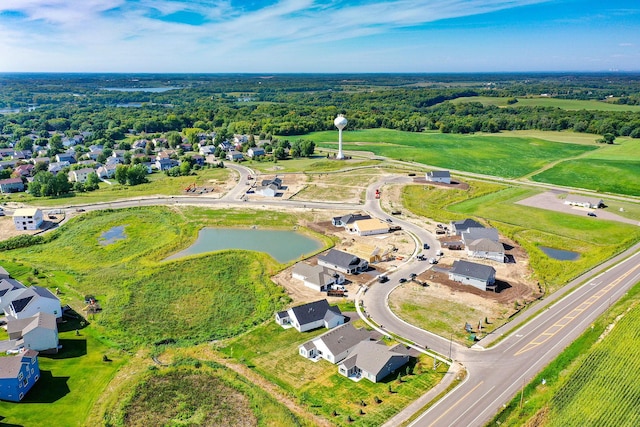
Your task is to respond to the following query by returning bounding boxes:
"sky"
[0,0,638,73]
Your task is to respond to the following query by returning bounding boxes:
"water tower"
[334,114,347,159]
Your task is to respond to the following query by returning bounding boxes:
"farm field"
[292,129,596,178]
[491,281,640,427]
[402,183,640,291]
[0,167,232,207]
[217,321,447,427]
[450,96,640,112]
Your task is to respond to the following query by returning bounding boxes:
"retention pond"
[539,246,580,261]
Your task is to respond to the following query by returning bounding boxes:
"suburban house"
[338,341,410,383]
[275,299,344,332]
[352,218,389,237]
[7,312,59,353]
[451,218,484,236]
[12,164,34,177]
[47,161,70,174]
[426,170,451,184]
[3,285,62,321]
[299,323,371,364]
[461,228,500,245]
[256,177,282,197]
[155,158,178,171]
[199,145,216,156]
[55,153,76,164]
[317,249,369,275]
[0,278,27,312]
[564,195,605,209]
[247,147,265,158]
[67,167,95,183]
[96,164,118,178]
[0,178,25,194]
[466,239,505,263]
[226,150,244,162]
[292,263,345,292]
[12,208,43,231]
[332,213,371,229]
[0,349,40,402]
[448,260,497,291]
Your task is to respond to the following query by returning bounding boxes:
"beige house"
[13,208,43,231]
[353,218,389,236]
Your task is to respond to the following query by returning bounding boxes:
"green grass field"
[491,281,640,427]
[218,322,447,426]
[450,96,640,112]
[0,167,232,207]
[248,155,381,173]
[291,128,596,178]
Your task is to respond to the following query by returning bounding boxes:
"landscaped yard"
[217,321,447,426]
[291,129,596,178]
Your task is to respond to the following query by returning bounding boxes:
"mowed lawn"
[450,96,640,112]
[293,129,595,178]
[218,322,447,426]
[531,139,640,196]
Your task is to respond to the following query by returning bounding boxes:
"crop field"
[491,282,640,427]
[450,96,640,112]
[0,167,232,207]
[218,322,447,426]
[293,129,595,178]
[402,184,640,291]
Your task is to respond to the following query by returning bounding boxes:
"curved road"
[36,161,640,426]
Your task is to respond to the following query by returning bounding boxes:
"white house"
[338,341,410,383]
[68,167,95,183]
[247,147,265,158]
[448,260,497,291]
[450,218,484,236]
[461,228,500,245]
[226,150,244,162]
[12,208,43,231]
[467,239,505,263]
[317,249,368,275]
[0,278,27,312]
[274,299,344,332]
[96,164,118,179]
[298,323,371,364]
[426,170,451,184]
[3,286,62,321]
[353,218,389,237]
[6,312,59,353]
[292,263,345,292]
[332,213,371,229]
[564,195,604,209]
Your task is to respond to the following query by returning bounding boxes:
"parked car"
[399,278,407,283]
[428,258,438,264]
[377,275,389,283]
[423,243,430,250]
[587,212,597,217]
[409,273,417,279]
[386,218,393,223]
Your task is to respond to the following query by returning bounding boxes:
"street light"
[449,332,453,360]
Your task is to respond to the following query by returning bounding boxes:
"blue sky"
[0,0,638,73]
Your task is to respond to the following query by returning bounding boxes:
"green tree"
[85,172,100,191]
[127,164,148,185]
[115,164,128,185]
[167,132,182,148]
[179,160,192,176]
[16,136,34,152]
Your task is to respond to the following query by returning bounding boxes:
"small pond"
[539,246,580,261]
[166,228,323,263]
[99,226,127,246]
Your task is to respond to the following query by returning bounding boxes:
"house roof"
[0,278,26,297]
[31,286,58,300]
[7,312,57,336]
[451,218,484,231]
[0,350,38,379]
[450,260,496,282]
[0,178,24,185]
[318,249,361,269]
[13,208,41,217]
[462,228,500,243]
[289,299,337,326]
[10,296,34,313]
[276,310,288,319]
[565,195,604,205]
[73,167,95,174]
[467,238,504,253]
[340,340,407,376]
[312,323,370,358]
[293,263,341,287]
[0,266,10,278]
[333,213,371,225]
[427,170,450,178]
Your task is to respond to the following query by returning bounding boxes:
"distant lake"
[539,246,580,261]
[102,87,181,93]
[166,228,323,263]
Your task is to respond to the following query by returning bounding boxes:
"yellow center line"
[427,381,485,427]
[515,263,640,356]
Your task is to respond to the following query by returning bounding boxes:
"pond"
[539,246,580,261]
[166,228,324,263]
[99,226,127,246]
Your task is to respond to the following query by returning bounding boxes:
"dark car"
[587,212,597,217]
[409,273,417,279]
[399,278,407,283]
[76,208,85,212]
[423,243,430,250]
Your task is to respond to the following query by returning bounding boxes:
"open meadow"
[450,96,640,112]
[292,129,596,178]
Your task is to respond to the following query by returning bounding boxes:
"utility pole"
[449,332,453,360]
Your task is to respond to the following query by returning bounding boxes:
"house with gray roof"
[332,213,371,229]
[292,263,345,292]
[467,239,505,263]
[275,299,344,332]
[461,227,500,245]
[317,249,368,275]
[338,341,410,383]
[448,260,497,291]
[299,323,372,364]
[0,178,25,194]
[426,170,451,184]
[451,218,484,236]
[0,266,10,280]
[3,286,62,321]
[0,349,40,402]
[6,312,59,353]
